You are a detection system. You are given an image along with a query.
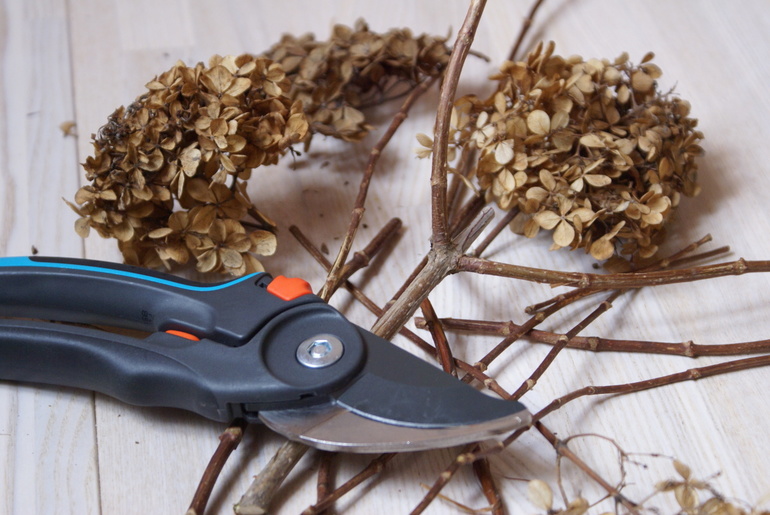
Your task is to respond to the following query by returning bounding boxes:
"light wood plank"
[0,0,99,513]
[2,0,769,513]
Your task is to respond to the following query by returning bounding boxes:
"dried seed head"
[445,42,703,262]
[71,22,450,275]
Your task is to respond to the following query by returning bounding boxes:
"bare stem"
[511,290,623,399]
[372,243,460,341]
[458,255,770,289]
[234,440,308,515]
[420,298,456,375]
[319,77,437,302]
[315,452,336,515]
[431,0,487,246]
[304,454,396,515]
[473,457,504,515]
[508,0,547,61]
[526,235,718,314]
[411,444,479,515]
[336,218,403,288]
[534,422,640,513]
[470,208,519,257]
[420,317,770,358]
[186,419,247,515]
[536,354,770,420]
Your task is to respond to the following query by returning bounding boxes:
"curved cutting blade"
[259,329,530,452]
[259,401,529,452]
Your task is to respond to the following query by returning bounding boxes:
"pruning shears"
[0,256,529,452]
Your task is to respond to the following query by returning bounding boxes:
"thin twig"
[384,195,485,312]
[508,0,547,61]
[473,456,504,515]
[511,290,623,399]
[411,444,479,515]
[534,422,640,513]
[446,146,478,223]
[420,298,456,375]
[315,452,337,515]
[186,419,247,515]
[526,235,718,314]
[535,354,770,421]
[318,77,438,301]
[431,0,488,246]
[457,255,770,290]
[417,317,770,358]
[470,208,519,257]
[303,454,397,515]
[336,218,403,288]
[234,440,308,515]
[371,208,493,341]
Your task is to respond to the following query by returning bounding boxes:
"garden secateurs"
[0,256,530,452]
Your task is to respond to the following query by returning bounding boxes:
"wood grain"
[1,1,770,513]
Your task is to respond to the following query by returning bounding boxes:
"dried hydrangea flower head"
[69,54,307,275]
[424,41,703,261]
[70,22,450,275]
[265,19,450,142]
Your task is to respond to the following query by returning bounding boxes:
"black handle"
[0,318,238,419]
[0,257,367,421]
[0,256,317,345]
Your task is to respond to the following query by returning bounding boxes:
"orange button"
[266,275,313,301]
[166,329,200,341]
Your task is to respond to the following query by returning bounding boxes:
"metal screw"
[296,334,344,368]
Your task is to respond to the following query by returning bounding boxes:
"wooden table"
[2,1,770,513]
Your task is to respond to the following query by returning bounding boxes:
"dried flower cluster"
[424,42,703,261]
[265,19,450,143]
[69,54,307,275]
[70,22,450,274]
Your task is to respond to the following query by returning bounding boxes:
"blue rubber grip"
[0,256,309,345]
[1,256,260,291]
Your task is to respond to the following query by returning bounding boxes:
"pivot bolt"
[296,334,344,368]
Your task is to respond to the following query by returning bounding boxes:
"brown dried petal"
[180,145,202,176]
[534,210,561,230]
[251,230,277,255]
[631,70,653,92]
[148,227,174,239]
[527,480,553,511]
[583,174,612,187]
[494,140,514,165]
[579,133,605,148]
[526,110,550,136]
[74,217,91,238]
[553,219,574,247]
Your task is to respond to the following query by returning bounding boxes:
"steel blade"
[259,401,530,453]
[259,329,530,452]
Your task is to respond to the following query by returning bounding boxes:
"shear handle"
[0,257,318,345]
[0,305,366,422]
[0,318,244,421]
